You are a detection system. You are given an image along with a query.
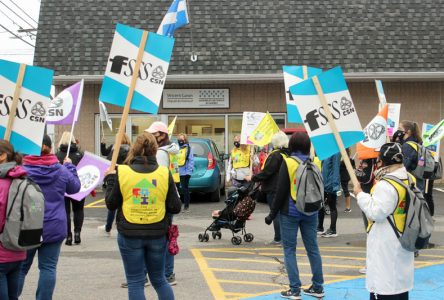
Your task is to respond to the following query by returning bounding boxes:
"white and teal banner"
[289,66,365,160]
[283,66,322,123]
[0,59,54,155]
[423,121,443,158]
[99,23,175,114]
[375,80,387,106]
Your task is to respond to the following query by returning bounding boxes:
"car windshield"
[190,141,209,158]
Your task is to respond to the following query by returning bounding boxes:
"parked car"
[174,138,227,202]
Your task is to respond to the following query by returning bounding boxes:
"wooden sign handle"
[4,64,26,141]
[375,80,391,143]
[312,76,359,187]
[109,31,149,170]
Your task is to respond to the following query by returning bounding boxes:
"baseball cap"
[42,134,52,148]
[145,121,168,134]
[379,142,403,165]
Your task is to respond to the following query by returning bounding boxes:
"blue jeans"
[18,241,63,300]
[0,261,23,300]
[118,233,174,300]
[180,175,191,209]
[105,209,116,232]
[280,213,324,293]
[266,191,281,241]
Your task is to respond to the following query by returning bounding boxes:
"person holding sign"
[0,141,26,300]
[104,132,181,300]
[226,135,253,187]
[177,133,194,212]
[353,143,414,300]
[18,135,80,300]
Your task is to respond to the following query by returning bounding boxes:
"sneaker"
[359,267,366,274]
[268,240,281,245]
[344,208,352,213]
[97,225,111,236]
[302,285,324,298]
[317,228,325,236]
[321,229,338,238]
[280,289,301,299]
[121,277,150,288]
[166,274,177,286]
[183,207,189,213]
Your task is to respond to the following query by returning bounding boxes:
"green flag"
[423,119,444,147]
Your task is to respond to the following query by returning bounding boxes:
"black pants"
[65,197,85,234]
[370,291,408,300]
[424,180,434,216]
[318,192,338,232]
[180,175,191,209]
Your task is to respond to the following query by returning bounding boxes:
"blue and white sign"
[423,123,441,162]
[289,66,365,160]
[0,59,54,155]
[99,23,175,114]
[283,66,322,123]
[375,80,387,106]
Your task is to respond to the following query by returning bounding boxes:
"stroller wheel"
[216,232,222,239]
[212,232,217,239]
[204,233,210,242]
[198,233,204,242]
[244,233,254,242]
[231,236,242,245]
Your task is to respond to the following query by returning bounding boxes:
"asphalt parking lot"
[19,188,444,300]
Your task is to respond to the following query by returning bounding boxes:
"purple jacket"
[23,154,80,243]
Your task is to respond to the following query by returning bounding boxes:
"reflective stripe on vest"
[261,149,287,170]
[169,153,180,183]
[284,157,301,201]
[231,146,251,169]
[118,165,169,224]
[177,146,188,167]
[366,175,414,234]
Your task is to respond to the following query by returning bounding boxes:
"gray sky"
[0,0,40,65]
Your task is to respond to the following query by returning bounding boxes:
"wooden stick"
[4,64,26,141]
[302,65,316,158]
[109,31,148,170]
[312,76,359,187]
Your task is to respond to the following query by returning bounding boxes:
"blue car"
[177,138,227,202]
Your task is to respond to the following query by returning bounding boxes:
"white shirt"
[357,166,414,295]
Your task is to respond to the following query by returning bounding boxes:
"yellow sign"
[168,115,177,136]
[248,112,280,146]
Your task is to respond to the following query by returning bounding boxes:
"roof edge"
[53,72,444,84]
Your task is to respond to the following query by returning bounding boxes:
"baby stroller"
[198,182,258,245]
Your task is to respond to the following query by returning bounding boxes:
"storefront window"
[99,117,123,147]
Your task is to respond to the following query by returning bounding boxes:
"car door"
[210,141,225,187]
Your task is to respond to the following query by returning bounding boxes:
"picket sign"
[301,66,316,157]
[374,80,390,143]
[110,31,148,170]
[4,64,26,141]
[312,76,359,186]
[65,80,84,158]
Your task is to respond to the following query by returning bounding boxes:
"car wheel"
[210,188,221,202]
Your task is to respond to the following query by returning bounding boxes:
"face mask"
[178,140,185,146]
[234,142,240,148]
[392,130,405,142]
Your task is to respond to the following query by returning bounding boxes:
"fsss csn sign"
[289,66,365,160]
[99,23,175,114]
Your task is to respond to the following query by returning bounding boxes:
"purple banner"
[47,80,83,125]
[66,151,110,201]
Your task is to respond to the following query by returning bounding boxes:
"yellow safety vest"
[169,153,180,183]
[284,157,301,201]
[177,146,188,167]
[231,146,251,169]
[313,156,322,172]
[118,165,169,224]
[367,174,416,233]
[261,149,288,171]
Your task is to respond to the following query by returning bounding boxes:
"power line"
[0,23,34,47]
[0,1,36,30]
[7,0,38,25]
[0,7,35,38]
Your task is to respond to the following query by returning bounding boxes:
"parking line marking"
[85,198,105,208]
[200,246,365,252]
[209,268,357,279]
[258,253,367,261]
[434,188,444,193]
[219,279,282,287]
[224,292,254,297]
[191,249,225,300]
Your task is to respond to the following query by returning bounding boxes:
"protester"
[145,121,179,285]
[354,143,414,300]
[18,135,80,300]
[105,132,181,300]
[340,148,355,213]
[177,133,194,212]
[226,135,253,187]
[318,152,341,237]
[56,131,85,245]
[252,131,289,245]
[393,120,425,192]
[0,141,26,300]
[98,134,131,235]
[265,132,324,299]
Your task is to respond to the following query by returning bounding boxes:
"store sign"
[162,89,229,108]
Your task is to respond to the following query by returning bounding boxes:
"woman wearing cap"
[353,143,414,300]
[105,132,181,299]
[18,135,81,300]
